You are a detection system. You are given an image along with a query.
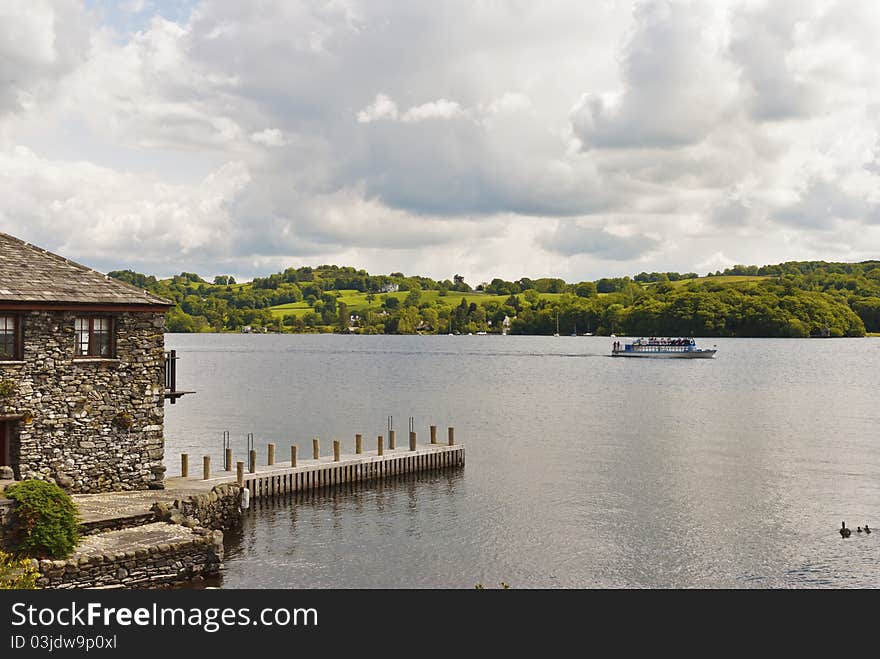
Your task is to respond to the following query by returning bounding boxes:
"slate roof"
[0,232,172,307]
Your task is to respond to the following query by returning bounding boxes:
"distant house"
[0,233,178,492]
[379,283,399,293]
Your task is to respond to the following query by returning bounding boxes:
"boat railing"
[626,343,695,352]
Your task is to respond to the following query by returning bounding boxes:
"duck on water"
[840,522,872,537]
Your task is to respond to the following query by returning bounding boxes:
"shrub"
[0,550,38,589]
[5,481,80,559]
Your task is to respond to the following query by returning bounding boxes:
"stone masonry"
[35,523,224,589]
[0,310,167,492]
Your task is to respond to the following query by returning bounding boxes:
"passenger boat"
[611,337,717,359]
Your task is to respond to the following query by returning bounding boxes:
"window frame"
[74,316,116,359]
[0,314,22,361]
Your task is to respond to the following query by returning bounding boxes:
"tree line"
[109,260,880,337]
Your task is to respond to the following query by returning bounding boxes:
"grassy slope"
[664,275,772,288]
[269,290,568,318]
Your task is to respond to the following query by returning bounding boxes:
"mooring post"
[181,453,189,478]
[389,430,396,450]
[203,455,210,480]
[223,431,231,471]
[268,442,276,466]
[236,461,244,486]
[290,445,297,467]
[378,435,384,456]
[355,433,363,454]
[333,440,340,462]
[312,438,320,460]
[448,427,455,446]
[409,431,417,451]
[249,449,256,473]
[430,425,437,444]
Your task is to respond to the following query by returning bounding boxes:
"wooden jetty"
[171,427,464,502]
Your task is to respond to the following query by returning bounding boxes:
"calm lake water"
[164,334,880,588]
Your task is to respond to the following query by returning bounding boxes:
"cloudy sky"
[2,0,880,283]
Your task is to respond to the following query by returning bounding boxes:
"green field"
[663,275,773,288]
[269,290,567,318]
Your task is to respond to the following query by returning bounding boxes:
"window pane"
[93,318,110,357]
[94,332,110,356]
[75,318,90,356]
[0,316,16,359]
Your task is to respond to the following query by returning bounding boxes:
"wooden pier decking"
[171,430,464,502]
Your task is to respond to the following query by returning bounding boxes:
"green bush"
[0,550,38,589]
[5,480,80,559]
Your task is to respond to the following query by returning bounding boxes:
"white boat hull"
[612,349,716,359]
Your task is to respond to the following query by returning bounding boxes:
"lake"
[164,334,880,588]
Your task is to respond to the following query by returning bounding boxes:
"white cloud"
[0,147,249,268]
[0,0,89,115]
[250,128,287,146]
[356,94,398,123]
[401,99,464,122]
[2,0,880,283]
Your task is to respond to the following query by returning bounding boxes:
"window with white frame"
[75,317,113,358]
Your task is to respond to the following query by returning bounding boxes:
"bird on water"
[865,525,871,534]
[840,522,851,538]
[857,527,863,533]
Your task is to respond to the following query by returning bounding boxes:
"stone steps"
[79,512,158,536]
[72,489,201,537]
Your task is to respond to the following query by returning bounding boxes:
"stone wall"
[151,483,243,532]
[0,311,166,492]
[35,524,224,589]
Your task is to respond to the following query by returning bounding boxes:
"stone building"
[0,232,175,492]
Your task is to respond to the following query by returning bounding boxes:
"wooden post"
[409,431,416,451]
[225,448,233,472]
[355,433,363,454]
[203,455,210,480]
[236,461,244,486]
[181,453,189,478]
[389,429,396,450]
[290,445,297,467]
[313,438,320,460]
[268,443,276,466]
[249,449,257,473]
[448,427,455,446]
[430,425,437,444]
[333,440,341,462]
[378,435,384,456]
